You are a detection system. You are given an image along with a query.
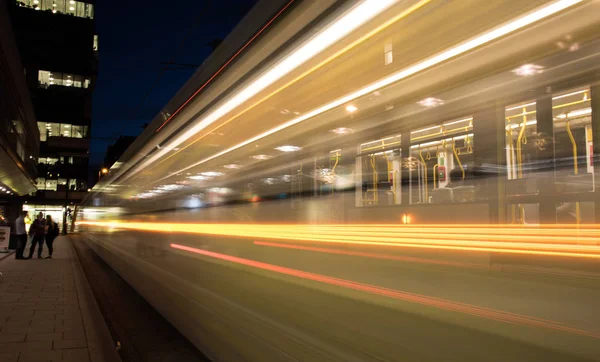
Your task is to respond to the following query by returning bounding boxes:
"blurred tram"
[80,1,600,361]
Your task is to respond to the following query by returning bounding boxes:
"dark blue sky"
[91,0,257,166]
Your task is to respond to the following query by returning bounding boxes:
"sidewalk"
[0,236,121,362]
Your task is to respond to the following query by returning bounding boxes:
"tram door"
[505,101,539,224]
[553,87,594,224]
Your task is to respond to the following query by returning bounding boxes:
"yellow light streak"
[144,0,433,170]
[79,222,600,259]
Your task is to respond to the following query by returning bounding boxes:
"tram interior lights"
[555,108,591,119]
[223,164,241,169]
[418,97,445,108]
[252,155,272,160]
[507,120,537,129]
[345,105,358,113]
[512,64,544,76]
[275,145,301,152]
[200,171,223,177]
[331,127,353,135]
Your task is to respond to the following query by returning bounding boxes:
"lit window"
[93,35,99,51]
[45,179,58,191]
[72,125,85,138]
[37,122,88,140]
[36,178,46,190]
[38,70,91,89]
[21,0,93,19]
[61,124,72,137]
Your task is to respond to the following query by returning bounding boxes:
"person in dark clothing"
[27,212,46,259]
[44,215,59,259]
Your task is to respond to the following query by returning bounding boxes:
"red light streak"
[155,0,296,133]
[170,243,600,339]
[254,241,600,280]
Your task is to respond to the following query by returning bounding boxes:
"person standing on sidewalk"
[27,212,46,259]
[44,215,59,259]
[14,211,28,259]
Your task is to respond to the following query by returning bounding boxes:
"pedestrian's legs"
[28,236,43,258]
[15,234,27,259]
[36,236,43,258]
[45,236,54,257]
[27,236,36,258]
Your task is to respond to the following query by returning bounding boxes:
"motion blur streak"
[254,241,600,280]
[132,0,399,177]
[170,243,600,339]
[80,222,600,259]
[157,0,432,166]
[154,0,584,181]
[253,241,485,269]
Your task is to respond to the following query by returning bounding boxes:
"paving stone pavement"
[0,236,121,362]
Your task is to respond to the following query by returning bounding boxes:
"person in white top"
[15,211,28,260]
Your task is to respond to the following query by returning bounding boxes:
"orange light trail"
[254,241,485,269]
[170,243,600,339]
[79,222,600,259]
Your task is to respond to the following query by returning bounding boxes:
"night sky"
[91,0,257,168]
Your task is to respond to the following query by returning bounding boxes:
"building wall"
[0,0,39,196]
[9,0,97,199]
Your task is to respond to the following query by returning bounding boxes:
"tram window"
[358,135,401,207]
[410,118,475,204]
[552,87,593,194]
[313,150,349,197]
[505,101,538,196]
[324,149,354,194]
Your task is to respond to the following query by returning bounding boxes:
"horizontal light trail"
[80,221,600,259]
[253,241,485,269]
[254,241,600,281]
[170,243,600,339]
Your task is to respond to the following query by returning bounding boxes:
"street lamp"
[98,167,108,179]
